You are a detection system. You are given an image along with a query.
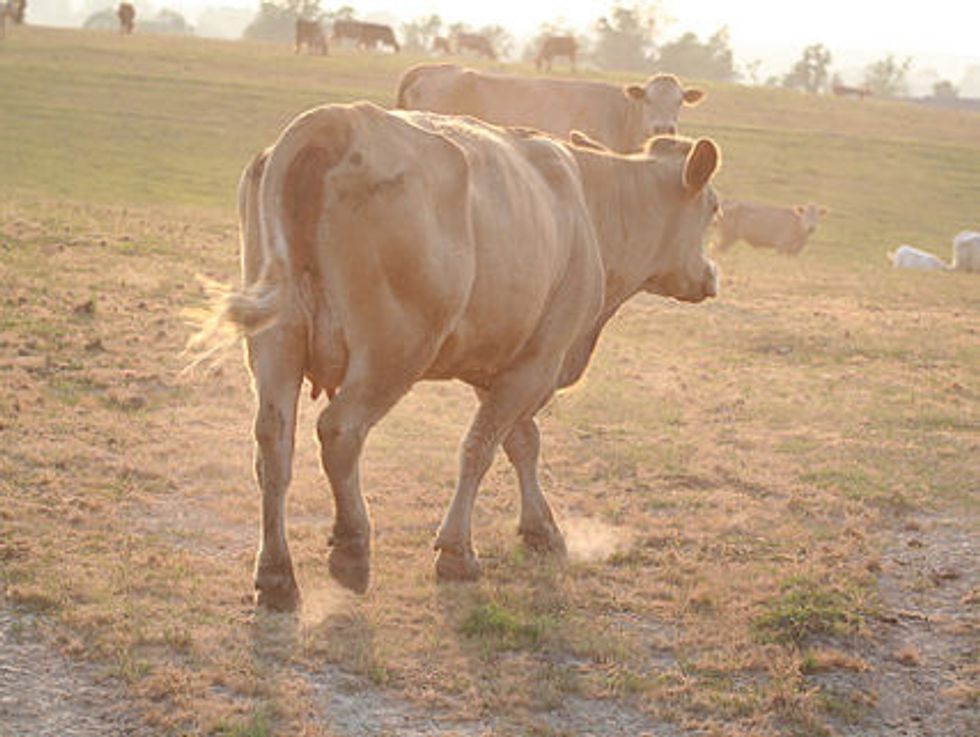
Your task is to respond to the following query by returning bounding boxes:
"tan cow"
[204,103,720,609]
[536,35,577,71]
[715,200,828,254]
[295,19,327,55]
[395,63,704,153]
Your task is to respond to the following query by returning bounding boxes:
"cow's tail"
[185,107,352,369]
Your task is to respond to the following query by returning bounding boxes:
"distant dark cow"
[456,32,495,59]
[832,83,871,100]
[117,2,134,34]
[295,19,327,55]
[332,19,399,52]
[432,35,451,54]
[9,0,26,25]
[536,36,577,71]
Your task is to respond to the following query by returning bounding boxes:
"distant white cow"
[951,230,980,272]
[888,245,949,271]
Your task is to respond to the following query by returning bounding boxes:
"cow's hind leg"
[435,365,559,581]
[248,327,304,611]
[316,366,415,594]
[505,418,566,555]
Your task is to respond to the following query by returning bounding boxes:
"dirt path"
[3,514,974,736]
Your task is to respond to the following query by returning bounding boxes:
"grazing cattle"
[715,200,828,254]
[536,35,577,71]
[832,83,871,100]
[952,230,980,272]
[205,102,720,609]
[332,19,399,52]
[455,31,495,59]
[295,19,327,55]
[888,245,949,271]
[117,2,134,34]
[432,36,451,54]
[395,64,705,153]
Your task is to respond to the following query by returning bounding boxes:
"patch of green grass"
[211,709,272,737]
[459,600,556,652]
[753,575,865,646]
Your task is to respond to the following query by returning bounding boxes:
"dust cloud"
[562,516,632,563]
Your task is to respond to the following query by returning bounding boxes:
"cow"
[951,230,980,272]
[455,31,495,59]
[888,245,949,271]
[536,35,577,72]
[117,2,134,34]
[332,19,399,52]
[395,64,705,153]
[714,200,828,254]
[199,102,720,610]
[432,36,451,54]
[832,83,871,100]
[295,19,327,55]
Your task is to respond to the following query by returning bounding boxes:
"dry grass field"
[1,26,978,737]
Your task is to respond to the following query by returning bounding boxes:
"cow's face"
[795,204,828,236]
[642,138,720,303]
[625,75,704,137]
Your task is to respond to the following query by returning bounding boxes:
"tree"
[782,43,832,93]
[655,26,736,82]
[932,80,958,100]
[593,4,660,71]
[243,0,323,43]
[401,14,442,54]
[863,54,912,98]
[478,24,514,60]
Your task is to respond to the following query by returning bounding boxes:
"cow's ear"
[683,138,719,193]
[819,207,829,215]
[570,130,608,151]
[683,88,705,105]
[794,205,805,215]
[624,84,646,100]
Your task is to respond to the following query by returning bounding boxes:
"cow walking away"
[295,18,327,55]
[455,31,495,59]
[715,200,828,254]
[396,64,704,153]
[332,19,399,52]
[536,35,577,72]
[201,103,720,610]
[117,2,134,34]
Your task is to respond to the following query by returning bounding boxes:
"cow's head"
[795,204,829,236]
[625,74,704,137]
[641,137,720,303]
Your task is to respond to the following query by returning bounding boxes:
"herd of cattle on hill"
[187,41,977,607]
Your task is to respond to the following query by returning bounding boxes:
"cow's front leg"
[249,332,304,612]
[504,418,566,555]
[436,367,558,581]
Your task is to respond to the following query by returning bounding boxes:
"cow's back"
[397,65,636,152]
[721,201,805,252]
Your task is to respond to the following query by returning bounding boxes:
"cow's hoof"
[520,523,567,557]
[254,571,301,612]
[435,548,481,582]
[328,539,370,594]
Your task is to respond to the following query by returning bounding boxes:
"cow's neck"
[576,152,677,315]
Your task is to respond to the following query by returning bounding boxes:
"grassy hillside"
[1,25,977,737]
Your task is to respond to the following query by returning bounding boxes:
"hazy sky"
[54,0,979,81]
[174,0,976,59]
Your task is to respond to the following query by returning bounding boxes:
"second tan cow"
[715,200,828,254]
[395,63,704,153]
[205,103,720,609]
